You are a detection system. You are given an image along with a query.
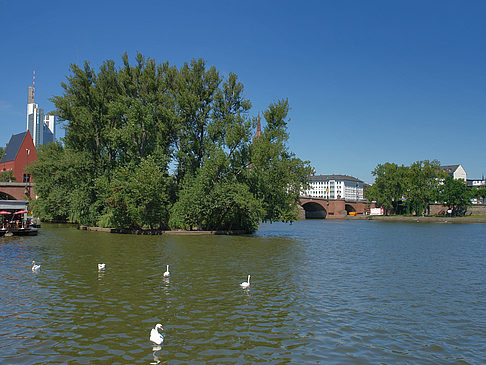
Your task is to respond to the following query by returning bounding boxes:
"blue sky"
[1,0,485,183]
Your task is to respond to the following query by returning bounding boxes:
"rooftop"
[309,174,364,183]
[439,165,461,174]
[0,132,28,163]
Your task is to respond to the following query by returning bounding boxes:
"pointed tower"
[253,113,262,142]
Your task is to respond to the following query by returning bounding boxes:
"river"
[0,220,484,364]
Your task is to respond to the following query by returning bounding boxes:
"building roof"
[439,165,460,174]
[309,174,364,183]
[0,132,28,163]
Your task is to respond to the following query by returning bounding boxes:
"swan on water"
[240,274,250,288]
[98,263,106,271]
[150,323,164,345]
[163,265,170,277]
[31,261,41,272]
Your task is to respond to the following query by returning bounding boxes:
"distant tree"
[405,160,443,215]
[472,186,486,204]
[0,146,4,159]
[367,160,446,215]
[437,176,473,215]
[365,162,407,215]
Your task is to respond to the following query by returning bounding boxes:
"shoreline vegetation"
[346,215,486,223]
[78,225,248,235]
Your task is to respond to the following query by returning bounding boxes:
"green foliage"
[32,53,310,232]
[247,100,313,222]
[170,148,264,233]
[365,162,407,214]
[0,169,15,182]
[472,186,486,203]
[27,142,98,223]
[437,176,473,214]
[367,159,474,216]
[405,160,443,215]
[97,155,173,229]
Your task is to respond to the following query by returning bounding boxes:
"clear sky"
[1,0,485,183]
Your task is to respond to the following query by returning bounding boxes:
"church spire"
[253,113,262,142]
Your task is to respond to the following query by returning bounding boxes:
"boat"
[0,210,39,236]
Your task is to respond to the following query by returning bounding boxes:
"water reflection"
[151,345,163,364]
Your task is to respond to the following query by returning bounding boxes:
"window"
[23,174,30,183]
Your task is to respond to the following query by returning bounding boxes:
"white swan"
[240,274,250,288]
[31,261,41,272]
[150,323,164,345]
[163,264,170,277]
[98,263,105,271]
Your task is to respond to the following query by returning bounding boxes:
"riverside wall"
[429,203,486,216]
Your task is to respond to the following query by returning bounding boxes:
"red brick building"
[0,131,37,183]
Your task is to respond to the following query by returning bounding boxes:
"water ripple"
[0,222,485,363]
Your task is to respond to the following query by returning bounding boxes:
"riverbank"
[345,215,486,223]
[78,226,247,235]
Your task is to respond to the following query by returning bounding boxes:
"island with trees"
[28,53,313,234]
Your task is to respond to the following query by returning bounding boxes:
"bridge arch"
[0,191,16,200]
[345,204,356,214]
[0,182,34,201]
[302,201,327,219]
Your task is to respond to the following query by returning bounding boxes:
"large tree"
[365,162,407,215]
[437,176,473,215]
[366,160,446,216]
[405,160,443,215]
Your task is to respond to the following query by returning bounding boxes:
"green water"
[0,221,485,364]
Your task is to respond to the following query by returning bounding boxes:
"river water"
[0,220,484,364]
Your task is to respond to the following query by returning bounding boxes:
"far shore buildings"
[0,72,53,183]
[303,175,365,201]
[439,164,467,181]
[26,70,55,147]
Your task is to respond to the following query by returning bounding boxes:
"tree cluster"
[365,160,474,216]
[28,54,312,232]
[0,170,15,182]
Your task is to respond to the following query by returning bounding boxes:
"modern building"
[26,71,55,147]
[439,164,467,181]
[303,174,365,201]
[0,131,37,183]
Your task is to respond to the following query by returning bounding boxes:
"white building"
[303,174,365,201]
[26,71,55,147]
[439,164,466,181]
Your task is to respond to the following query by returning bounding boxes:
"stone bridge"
[0,182,35,201]
[299,197,374,219]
